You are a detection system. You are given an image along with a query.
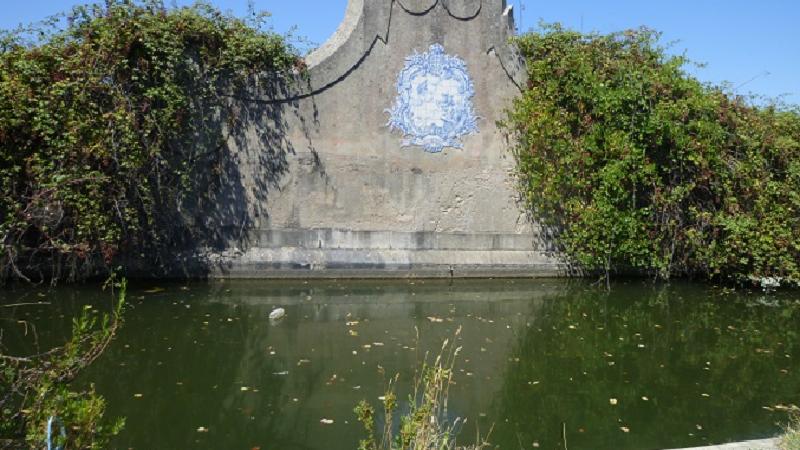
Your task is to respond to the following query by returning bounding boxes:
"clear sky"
[1,1,797,104]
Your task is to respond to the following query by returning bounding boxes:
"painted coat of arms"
[387,44,479,153]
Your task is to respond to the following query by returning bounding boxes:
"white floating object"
[760,277,781,291]
[269,308,286,321]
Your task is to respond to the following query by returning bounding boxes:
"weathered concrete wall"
[206,0,564,278]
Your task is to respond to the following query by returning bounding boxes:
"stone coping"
[251,228,544,251]
[207,247,566,279]
[665,437,779,450]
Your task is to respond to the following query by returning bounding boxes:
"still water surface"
[3,279,799,450]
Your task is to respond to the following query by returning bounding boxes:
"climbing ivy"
[504,24,800,285]
[0,1,298,283]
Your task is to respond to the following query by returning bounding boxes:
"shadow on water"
[1,279,799,449]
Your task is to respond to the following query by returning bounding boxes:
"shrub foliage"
[0,1,297,283]
[504,25,800,284]
[1,281,126,448]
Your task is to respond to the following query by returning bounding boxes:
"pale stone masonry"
[195,0,565,278]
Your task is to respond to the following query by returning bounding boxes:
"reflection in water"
[1,280,799,449]
[495,285,800,449]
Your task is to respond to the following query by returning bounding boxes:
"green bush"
[0,1,298,283]
[503,24,800,285]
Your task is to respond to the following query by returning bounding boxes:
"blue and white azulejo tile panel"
[386,44,479,153]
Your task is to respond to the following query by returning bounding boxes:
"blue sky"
[1,1,797,104]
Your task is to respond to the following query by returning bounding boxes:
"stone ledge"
[251,228,545,251]
[207,247,565,278]
[665,437,779,450]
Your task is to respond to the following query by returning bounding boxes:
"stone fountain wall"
[201,0,564,278]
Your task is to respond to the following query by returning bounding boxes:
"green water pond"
[2,279,799,449]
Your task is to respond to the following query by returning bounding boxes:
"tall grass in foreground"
[354,327,490,450]
[781,413,800,450]
[1,279,127,448]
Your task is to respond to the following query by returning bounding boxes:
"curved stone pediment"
[398,0,482,19]
[442,0,482,19]
[397,0,438,14]
[299,0,520,98]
